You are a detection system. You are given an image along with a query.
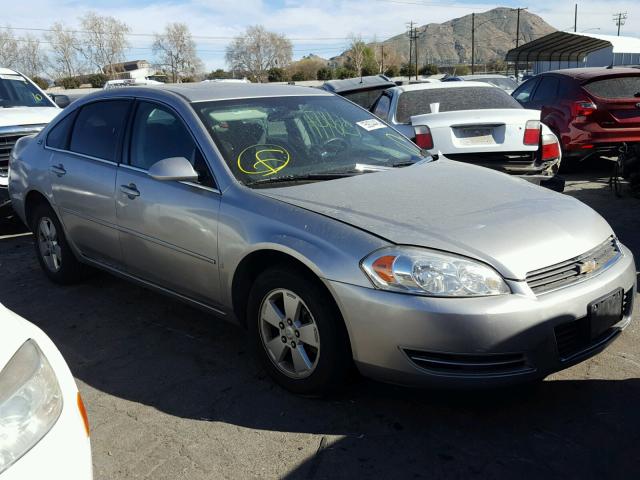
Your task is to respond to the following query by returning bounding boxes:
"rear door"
[582,74,640,129]
[47,99,131,267]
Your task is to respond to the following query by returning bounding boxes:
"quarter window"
[69,100,130,161]
[46,111,76,150]
[129,101,214,187]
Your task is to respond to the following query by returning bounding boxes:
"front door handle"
[120,183,140,199]
[50,164,66,177]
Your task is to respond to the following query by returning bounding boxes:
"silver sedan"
[8,83,637,394]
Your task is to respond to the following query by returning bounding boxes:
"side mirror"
[52,94,70,108]
[148,157,199,182]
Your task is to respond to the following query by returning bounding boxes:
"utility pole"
[407,21,414,79]
[381,44,384,74]
[471,13,475,75]
[574,4,578,32]
[613,12,627,36]
[414,27,420,79]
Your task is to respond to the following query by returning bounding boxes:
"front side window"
[513,78,538,103]
[69,100,130,161]
[193,95,425,187]
[129,101,214,187]
[0,74,54,108]
[396,87,521,123]
[372,94,391,120]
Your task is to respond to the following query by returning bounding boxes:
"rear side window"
[343,88,386,109]
[583,76,640,99]
[396,87,521,123]
[532,76,559,102]
[69,100,130,161]
[46,112,76,150]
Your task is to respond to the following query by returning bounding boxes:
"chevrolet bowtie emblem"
[577,260,597,274]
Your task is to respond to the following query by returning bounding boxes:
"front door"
[115,100,222,305]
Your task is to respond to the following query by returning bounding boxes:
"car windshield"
[0,74,54,108]
[472,77,518,90]
[395,86,522,123]
[194,95,426,187]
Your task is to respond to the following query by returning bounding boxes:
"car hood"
[258,159,613,280]
[0,106,60,129]
[0,304,37,368]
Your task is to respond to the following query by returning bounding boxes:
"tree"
[16,35,48,78]
[346,35,366,76]
[226,25,292,83]
[0,28,19,69]
[288,57,325,81]
[153,23,203,83]
[384,65,399,77]
[419,64,438,75]
[399,63,414,77]
[77,12,130,77]
[317,67,333,81]
[207,69,231,80]
[46,22,85,79]
[267,67,287,82]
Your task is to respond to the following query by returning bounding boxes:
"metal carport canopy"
[506,31,611,64]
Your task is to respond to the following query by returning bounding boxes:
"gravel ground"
[0,169,638,480]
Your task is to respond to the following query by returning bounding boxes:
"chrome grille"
[0,128,43,177]
[526,237,621,295]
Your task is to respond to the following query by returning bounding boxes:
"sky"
[2,0,639,71]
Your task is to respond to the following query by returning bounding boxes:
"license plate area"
[589,288,623,339]
[453,127,496,146]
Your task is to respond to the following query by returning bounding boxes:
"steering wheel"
[314,137,350,160]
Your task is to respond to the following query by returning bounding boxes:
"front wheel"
[247,267,352,395]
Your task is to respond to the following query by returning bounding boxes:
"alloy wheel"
[37,217,62,272]
[259,288,321,379]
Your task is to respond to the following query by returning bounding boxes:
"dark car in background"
[320,75,396,109]
[512,68,640,167]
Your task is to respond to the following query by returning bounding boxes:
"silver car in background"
[8,83,637,394]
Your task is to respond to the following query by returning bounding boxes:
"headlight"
[0,339,63,474]
[361,247,510,297]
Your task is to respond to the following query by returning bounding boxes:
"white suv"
[0,68,61,217]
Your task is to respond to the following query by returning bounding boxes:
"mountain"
[334,7,556,66]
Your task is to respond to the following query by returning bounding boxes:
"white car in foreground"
[0,304,92,479]
[370,82,562,186]
[1,68,62,217]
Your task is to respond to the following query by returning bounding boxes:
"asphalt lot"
[1,165,639,479]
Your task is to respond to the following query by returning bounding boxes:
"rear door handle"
[120,183,140,199]
[50,164,66,176]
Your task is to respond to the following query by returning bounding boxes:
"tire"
[31,203,88,284]
[247,267,352,395]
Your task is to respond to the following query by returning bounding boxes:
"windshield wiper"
[248,171,364,187]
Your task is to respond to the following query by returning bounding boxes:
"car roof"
[393,81,494,93]
[542,67,640,81]
[321,75,396,94]
[0,67,20,76]
[98,82,334,103]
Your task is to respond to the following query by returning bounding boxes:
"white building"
[506,31,640,74]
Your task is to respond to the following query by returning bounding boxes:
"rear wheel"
[247,267,352,395]
[32,203,88,284]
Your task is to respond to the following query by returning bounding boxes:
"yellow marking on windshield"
[238,144,290,176]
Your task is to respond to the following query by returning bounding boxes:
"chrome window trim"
[43,146,118,167]
[117,163,221,194]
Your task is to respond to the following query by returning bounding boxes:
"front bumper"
[329,245,636,387]
[0,176,10,216]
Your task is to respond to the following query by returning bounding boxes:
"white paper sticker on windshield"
[0,74,26,81]
[356,119,387,131]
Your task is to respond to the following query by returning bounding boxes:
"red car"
[512,68,640,167]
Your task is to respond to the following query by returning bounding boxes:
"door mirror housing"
[147,157,199,182]
[51,94,71,109]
